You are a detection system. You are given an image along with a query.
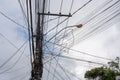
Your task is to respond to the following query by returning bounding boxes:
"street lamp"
[76,24,83,28]
[44,24,83,45]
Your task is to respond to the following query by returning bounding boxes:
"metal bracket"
[38,12,72,17]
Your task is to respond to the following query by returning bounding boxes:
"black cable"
[44,16,60,23]
[11,71,30,80]
[0,10,27,30]
[28,0,35,60]
[44,65,65,80]
[0,40,28,69]
[72,0,92,15]
[0,43,28,74]
[49,41,113,61]
[5,64,28,73]
[44,68,60,80]
[44,0,92,36]
[51,0,64,79]
[26,0,33,72]
[0,33,18,49]
[58,55,106,66]
[54,58,72,80]
[56,62,82,80]
[53,0,73,80]
[18,0,28,25]
[44,42,107,80]
[66,0,120,45]
[44,1,93,48]
[84,0,120,25]
[45,53,106,66]
[45,1,52,79]
[59,0,75,54]
[45,45,71,80]
[44,24,77,46]
[76,9,120,43]
[20,72,30,80]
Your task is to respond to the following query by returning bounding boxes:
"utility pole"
[31,0,45,79]
[30,0,72,79]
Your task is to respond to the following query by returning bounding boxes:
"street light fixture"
[76,24,83,28]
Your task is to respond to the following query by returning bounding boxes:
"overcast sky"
[0,0,120,80]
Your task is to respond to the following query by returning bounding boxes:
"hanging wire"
[18,0,28,26]
[0,10,27,30]
[74,6,120,44]
[64,0,120,47]
[44,0,92,35]
[46,41,113,61]
[43,66,61,80]
[0,43,28,74]
[0,40,28,69]
[45,45,71,80]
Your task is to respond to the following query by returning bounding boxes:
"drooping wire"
[45,45,71,80]
[52,0,65,79]
[0,43,28,74]
[28,0,35,61]
[74,6,120,44]
[0,10,27,30]
[26,0,33,74]
[54,59,72,80]
[11,70,30,80]
[43,66,61,80]
[44,0,93,46]
[45,1,53,80]
[0,40,28,69]
[18,0,28,26]
[59,0,113,44]
[59,0,75,54]
[72,0,92,15]
[26,1,35,78]
[64,0,120,47]
[56,62,82,80]
[49,41,113,61]
[44,65,66,80]
[51,0,75,79]
[45,52,107,66]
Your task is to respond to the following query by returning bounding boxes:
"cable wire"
[0,43,28,74]
[0,10,27,30]
[0,40,28,69]
[49,41,113,61]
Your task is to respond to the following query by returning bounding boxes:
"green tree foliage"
[108,57,120,72]
[85,67,116,80]
[84,57,120,80]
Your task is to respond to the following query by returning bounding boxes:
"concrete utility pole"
[32,14,43,80]
[30,0,72,79]
[31,0,45,79]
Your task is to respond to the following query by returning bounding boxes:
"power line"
[0,43,28,74]
[26,0,33,74]
[75,8,120,43]
[18,0,28,25]
[65,0,120,46]
[43,66,61,80]
[45,45,71,80]
[44,0,92,35]
[72,0,92,15]
[54,59,72,80]
[28,0,35,61]
[45,53,107,66]
[57,62,82,80]
[52,0,65,79]
[0,40,28,69]
[48,41,113,61]
[0,10,27,30]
